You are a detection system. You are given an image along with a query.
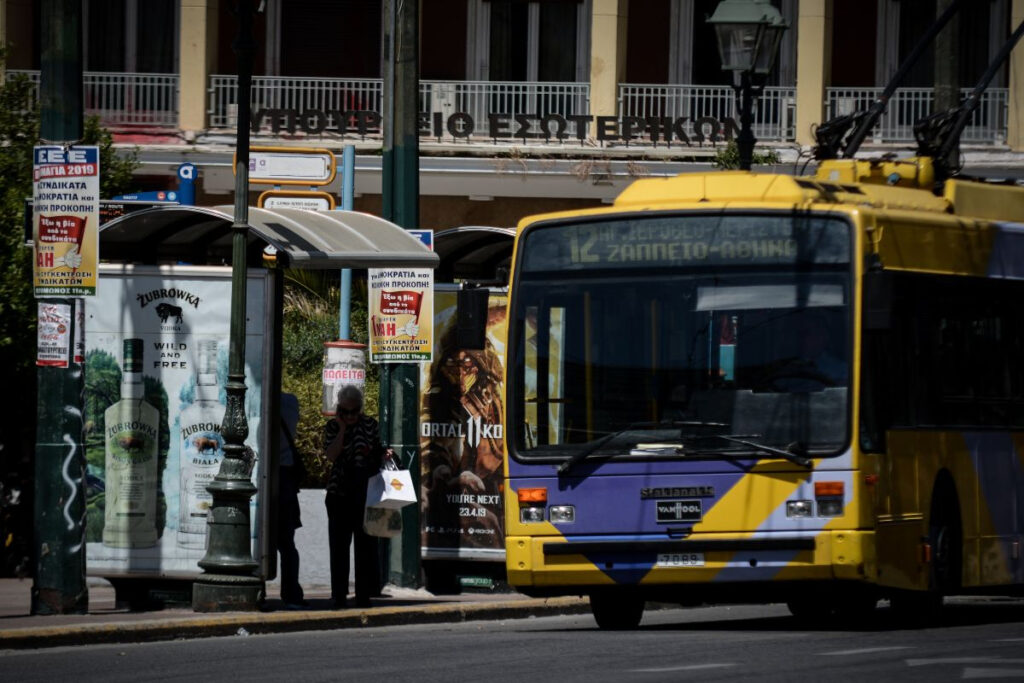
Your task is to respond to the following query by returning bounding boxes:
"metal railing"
[9,70,1007,146]
[210,75,590,139]
[209,74,384,130]
[6,70,179,127]
[422,80,590,139]
[826,87,1008,144]
[619,83,797,142]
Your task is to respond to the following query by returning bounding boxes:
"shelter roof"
[98,205,439,269]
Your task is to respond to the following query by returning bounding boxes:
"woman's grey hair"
[337,385,363,411]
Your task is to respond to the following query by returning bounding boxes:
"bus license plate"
[656,552,705,567]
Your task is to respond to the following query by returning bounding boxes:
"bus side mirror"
[457,287,490,349]
[863,270,893,331]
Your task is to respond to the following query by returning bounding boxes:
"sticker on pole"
[32,145,100,297]
[37,301,72,367]
[368,267,434,363]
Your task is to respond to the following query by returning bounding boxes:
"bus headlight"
[816,498,843,517]
[520,506,545,523]
[549,505,575,523]
[786,500,813,518]
[518,487,548,523]
[814,481,844,517]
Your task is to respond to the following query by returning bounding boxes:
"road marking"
[819,646,912,656]
[631,663,737,673]
[963,668,1024,679]
[906,658,1024,667]
[992,638,1024,642]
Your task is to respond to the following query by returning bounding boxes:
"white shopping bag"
[363,505,403,537]
[365,457,417,509]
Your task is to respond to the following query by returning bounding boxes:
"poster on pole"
[368,230,434,363]
[32,145,100,297]
[36,301,73,368]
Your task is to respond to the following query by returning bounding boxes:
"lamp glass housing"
[752,24,785,74]
[714,23,763,72]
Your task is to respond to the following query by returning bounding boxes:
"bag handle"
[381,446,400,471]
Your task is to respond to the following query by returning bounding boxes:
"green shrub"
[711,140,781,170]
[281,272,379,488]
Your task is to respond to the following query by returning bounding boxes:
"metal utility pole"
[192,0,263,611]
[381,0,421,588]
[32,0,87,616]
[934,0,960,112]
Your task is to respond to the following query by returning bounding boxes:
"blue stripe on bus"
[964,431,1024,582]
[988,223,1024,280]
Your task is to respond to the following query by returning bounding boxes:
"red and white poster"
[32,145,100,297]
[368,233,434,363]
[36,301,73,368]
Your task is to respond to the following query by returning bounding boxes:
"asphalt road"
[3,598,1023,682]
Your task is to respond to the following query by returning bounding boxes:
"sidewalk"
[0,578,590,649]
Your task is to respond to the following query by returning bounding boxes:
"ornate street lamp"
[708,0,788,170]
[192,0,263,612]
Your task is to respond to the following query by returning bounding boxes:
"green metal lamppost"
[708,0,788,171]
[193,0,263,611]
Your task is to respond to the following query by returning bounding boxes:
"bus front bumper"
[506,530,876,590]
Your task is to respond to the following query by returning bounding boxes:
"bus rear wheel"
[891,476,961,624]
[589,592,645,630]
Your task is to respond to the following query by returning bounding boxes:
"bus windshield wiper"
[700,434,812,468]
[557,422,671,475]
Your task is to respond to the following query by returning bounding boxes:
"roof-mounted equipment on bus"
[913,18,1024,185]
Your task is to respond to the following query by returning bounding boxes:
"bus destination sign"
[522,216,850,271]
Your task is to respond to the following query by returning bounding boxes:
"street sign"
[257,189,335,210]
[239,146,336,186]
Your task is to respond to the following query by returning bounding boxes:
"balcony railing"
[619,84,797,142]
[210,75,591,139]
[209,74,383,130]
[5,70,179,127]
[7,70,1009,147]
[826,87,1008,144]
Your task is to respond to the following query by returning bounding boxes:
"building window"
[876,0,1009,88]
[470,0,588,82]
[85,0,178,73]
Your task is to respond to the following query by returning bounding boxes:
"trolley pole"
[381,0,421,588]
[32,0,88,616]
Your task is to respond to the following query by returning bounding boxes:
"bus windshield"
[510,212,853,462]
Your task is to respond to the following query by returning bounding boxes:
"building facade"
[4,0,1024,228]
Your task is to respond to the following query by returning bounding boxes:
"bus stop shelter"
[85,205,437,604]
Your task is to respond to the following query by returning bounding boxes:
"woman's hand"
[324,422,347,464]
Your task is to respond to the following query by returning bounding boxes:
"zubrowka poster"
[84,265,270,577]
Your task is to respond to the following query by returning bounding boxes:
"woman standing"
[323,385,387,608]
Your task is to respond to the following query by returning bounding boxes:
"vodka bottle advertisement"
[102,338,160,548]
[84,265,269,577]
[177,339,226,548]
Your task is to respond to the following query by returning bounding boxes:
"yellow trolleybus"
[500,157,1024,628]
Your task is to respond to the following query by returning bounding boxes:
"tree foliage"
[0,71,139,476]
[280,270,378,487]
[711,140,782,170]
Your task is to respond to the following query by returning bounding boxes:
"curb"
[0,597,591,650]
